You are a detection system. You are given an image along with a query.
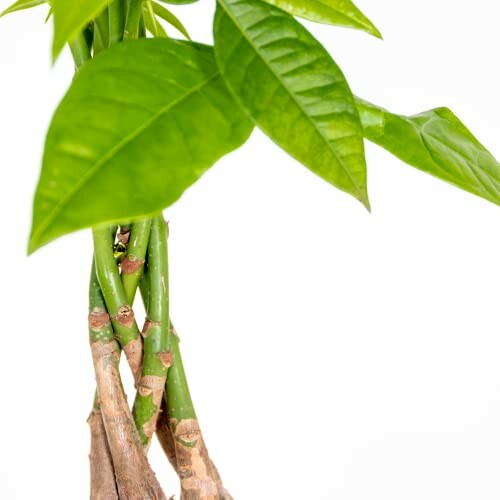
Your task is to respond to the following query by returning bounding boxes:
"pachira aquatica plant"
[2,0,500,498]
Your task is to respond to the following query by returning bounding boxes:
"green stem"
[138,14,146,38]
[133,216,170,447]
[165,324,195,421]
[68,31,91,69]
[122,218,152,305]
[93,225,143,380]
[108,0,125,46]
[147,217,168,326]
[89,261,116,344]
[141,275,230,495]
[94,8,109,55]
[159,322,231,498]
[124,0,143,40]
[91,219,150,401]
[142,0,166,38]
[138,282,194,419]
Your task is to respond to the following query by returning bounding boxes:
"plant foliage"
[0,0,44,17]
[356,99,500,205]
[29,39,252,252]
[1,0,496,250]
[214,0,369,208]
[261,0,381,38]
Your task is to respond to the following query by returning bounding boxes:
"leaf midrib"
[31,71,219,245]
[217,0,365,198]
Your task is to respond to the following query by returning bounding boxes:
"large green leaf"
[262,0,381,38]
[214,0,369,208]
[29,39,253,253]
[356,98,500,206]
[51,0,109,60]
[0,0,44,17]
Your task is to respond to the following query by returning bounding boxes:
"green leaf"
[51,0,109,61]
[29,39,253,253]
[152,1,190,39]
[356,98,500,206]
[44,6,52,23]
[214,0,369,208]
[156,0,198,5]
[0,0,44,17]
[143,0,168,37]
[262,0,381,38]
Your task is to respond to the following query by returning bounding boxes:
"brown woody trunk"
[88,409,119,500]
[91,339,166,500]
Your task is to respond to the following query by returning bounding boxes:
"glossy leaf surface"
[214,0,369,208]
[356,98,500,206]
[51,0,109,60]
[29,39,253,253]
[0,0,44,17]
[262,0,381,38]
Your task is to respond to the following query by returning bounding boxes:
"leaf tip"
[366,22,383,40]
[51,44,61,65]
[51,26,65,65]
[355,11,382,40]
[0,5,14,17]
[27,224,46,255]
[0,4,14,17]
[27,237,39,256]
[360,192,371,212]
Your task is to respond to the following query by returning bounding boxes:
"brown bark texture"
[170,419,232,500]
[88,409,119,500]
[156,402,180,472]
[91,339,166,500]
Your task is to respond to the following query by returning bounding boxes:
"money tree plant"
[2,0,499,498]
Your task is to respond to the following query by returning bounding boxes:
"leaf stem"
[68,31,91,69]
[124,0,143,40]
[93,7,110,54]
[93,225,143,381]
[133,215,170,447]
[164,324,195,421]
[108,0,126,46]
[122,218,152,304]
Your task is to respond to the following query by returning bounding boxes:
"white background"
[1,1,500,498]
